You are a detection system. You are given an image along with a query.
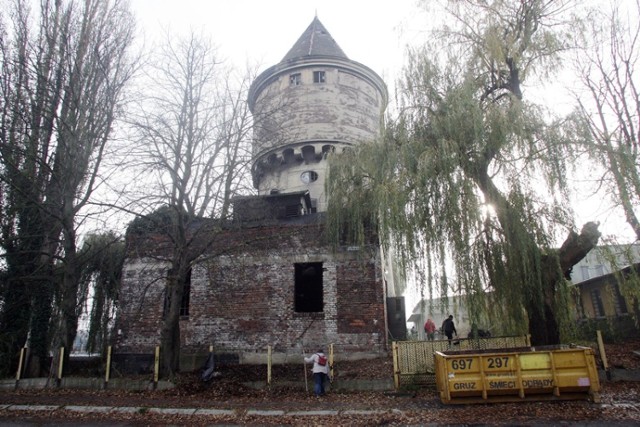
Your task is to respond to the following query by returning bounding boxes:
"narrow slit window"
[590,289,605,317]
[180,268,192,317]
[294,262,323,312]
[163,268,192,318]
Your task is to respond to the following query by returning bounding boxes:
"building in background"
[405,244,640,341]
[570,244,640,320]
[407,296,473,340]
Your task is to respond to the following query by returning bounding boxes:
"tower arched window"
[300,171,318,184]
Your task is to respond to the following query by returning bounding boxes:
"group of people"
[423,315,458,344]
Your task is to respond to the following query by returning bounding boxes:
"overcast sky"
[130,0,423,85]
[126,0,636,244]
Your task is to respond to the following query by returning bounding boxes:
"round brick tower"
[248,17,388,213]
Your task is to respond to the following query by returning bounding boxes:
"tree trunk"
[475,165,601,345]
[28,278,54,377]
[0,277,30,377]
[160,262,189,377]
[527,254,562,346]
[528,222,601,345]
[58,220,80,369]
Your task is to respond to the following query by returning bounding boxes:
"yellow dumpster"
[434,345,600,404]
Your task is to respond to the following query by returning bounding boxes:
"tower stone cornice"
[248,55,388,113]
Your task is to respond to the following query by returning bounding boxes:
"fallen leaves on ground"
[2,343,640,425]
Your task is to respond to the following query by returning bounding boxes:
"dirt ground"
[1,340,640,425]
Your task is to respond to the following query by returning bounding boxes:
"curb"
[1,403,397,418]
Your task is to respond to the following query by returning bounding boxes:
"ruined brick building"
[115,17,405,368]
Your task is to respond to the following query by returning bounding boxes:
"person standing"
[304,348,329,397]
[442,315,457,345]
[424,318,436,341]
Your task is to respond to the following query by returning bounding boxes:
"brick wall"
[116,219,387,360]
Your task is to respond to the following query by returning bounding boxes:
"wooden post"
[329,343,334,383]
[104,346,112,388]
[392,341,399,390]
[57,347,65,387]
[14,346,26,390]
[596,330,611,380]
[267,345,272,388]
[153,346,160,389]
[15,347,26,380]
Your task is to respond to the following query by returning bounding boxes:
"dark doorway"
[294,262,323,312]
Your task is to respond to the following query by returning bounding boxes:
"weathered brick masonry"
[116,216,387,362]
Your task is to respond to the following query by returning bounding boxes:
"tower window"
[290,73,301,85]
[313,71,325,83]
[300,170,318,184]
[294,262,323,312]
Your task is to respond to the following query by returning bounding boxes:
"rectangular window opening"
[285,204,302,218]
[180,268,192,317]
[613,284,628,315]
[590,289,605,317]
[163,268,192,318]
[313,71,325,83]
[290,73,301,85]
[294,262,323,312]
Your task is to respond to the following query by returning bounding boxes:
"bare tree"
[128,31,254,376]
[573,0,640,241]
[0,0,136,375]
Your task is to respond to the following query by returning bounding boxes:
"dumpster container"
[434,345,600,404]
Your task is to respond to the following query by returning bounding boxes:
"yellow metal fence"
[392,336,530,389]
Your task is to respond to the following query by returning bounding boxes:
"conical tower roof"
[281,16,347,62]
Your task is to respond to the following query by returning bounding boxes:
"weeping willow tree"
[327,0,601,345]
[77,233,125,354]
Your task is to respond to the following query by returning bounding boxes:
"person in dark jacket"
[442,315,457,345]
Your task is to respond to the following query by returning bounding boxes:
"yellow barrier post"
[392,342,399,390]
[329,343,334,383]
[15,346,26,390]
[153,346,160,389]
[267,345,272,388]
[596,330,610,379]
[104,346,112,388]
[57,347,65,387]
